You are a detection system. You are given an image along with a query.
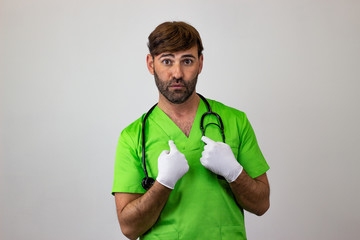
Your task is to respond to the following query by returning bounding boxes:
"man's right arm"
[115,181,172,240]
[115,140,189,239]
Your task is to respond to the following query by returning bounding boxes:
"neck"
[157,92,200,119]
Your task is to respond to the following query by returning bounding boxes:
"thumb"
[168,140,178,152]
[201,136,215,145]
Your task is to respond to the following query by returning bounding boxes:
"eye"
[183,59,193,65]
[162,59,172,65]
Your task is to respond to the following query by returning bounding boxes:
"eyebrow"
[159,53,196,59]
[159,53,175,58]
[181,54,196,59]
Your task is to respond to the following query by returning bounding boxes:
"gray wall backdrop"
[1,0,359,239]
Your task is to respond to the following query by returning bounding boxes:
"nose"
[172,62,184,80]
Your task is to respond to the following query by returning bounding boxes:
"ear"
[146,54,154,75]
[198,54,204,74]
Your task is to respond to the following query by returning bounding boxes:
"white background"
[1,0,359,239]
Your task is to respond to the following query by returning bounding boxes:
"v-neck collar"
[149,99,207,151]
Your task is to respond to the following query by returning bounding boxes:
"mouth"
[169,84,185,90]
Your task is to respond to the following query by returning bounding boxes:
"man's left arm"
[229,171,269,216]
[201,136,270,216]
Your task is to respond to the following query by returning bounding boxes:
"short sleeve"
[238,114,269,178]
[112,128,146,194]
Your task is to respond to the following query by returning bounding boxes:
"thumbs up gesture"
[201,136,243,183]
[156,140,189,189]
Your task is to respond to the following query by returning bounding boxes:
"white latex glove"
[200,136,243,183]
[156,140,189,189]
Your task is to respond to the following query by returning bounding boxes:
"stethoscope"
[141,93,225,190]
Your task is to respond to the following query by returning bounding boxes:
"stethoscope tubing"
[141,93,225,190]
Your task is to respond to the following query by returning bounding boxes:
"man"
[112,21,270,240]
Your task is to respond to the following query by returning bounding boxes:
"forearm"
[118,181,172,239]
[229,171,270,216]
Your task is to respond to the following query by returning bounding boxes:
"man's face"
[146,46,203,104]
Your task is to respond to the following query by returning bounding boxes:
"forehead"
[156,46,198,59]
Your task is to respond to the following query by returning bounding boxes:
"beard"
[154,70,198,104]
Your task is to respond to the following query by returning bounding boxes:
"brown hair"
[147,21,204,57]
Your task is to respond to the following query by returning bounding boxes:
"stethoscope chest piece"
[141,177,155,190]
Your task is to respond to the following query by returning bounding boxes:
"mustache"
[168,78,185,85]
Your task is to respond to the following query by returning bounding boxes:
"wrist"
[226,163,243,183]
[156,176,176,189]
[153,180,174,192]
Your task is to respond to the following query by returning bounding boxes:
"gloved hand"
[156,140,189,189]
[200,136,243,183]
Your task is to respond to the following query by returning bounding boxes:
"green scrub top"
[112,98,269,240]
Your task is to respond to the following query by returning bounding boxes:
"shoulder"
[119,114,146,145]
[207,98,247,120]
